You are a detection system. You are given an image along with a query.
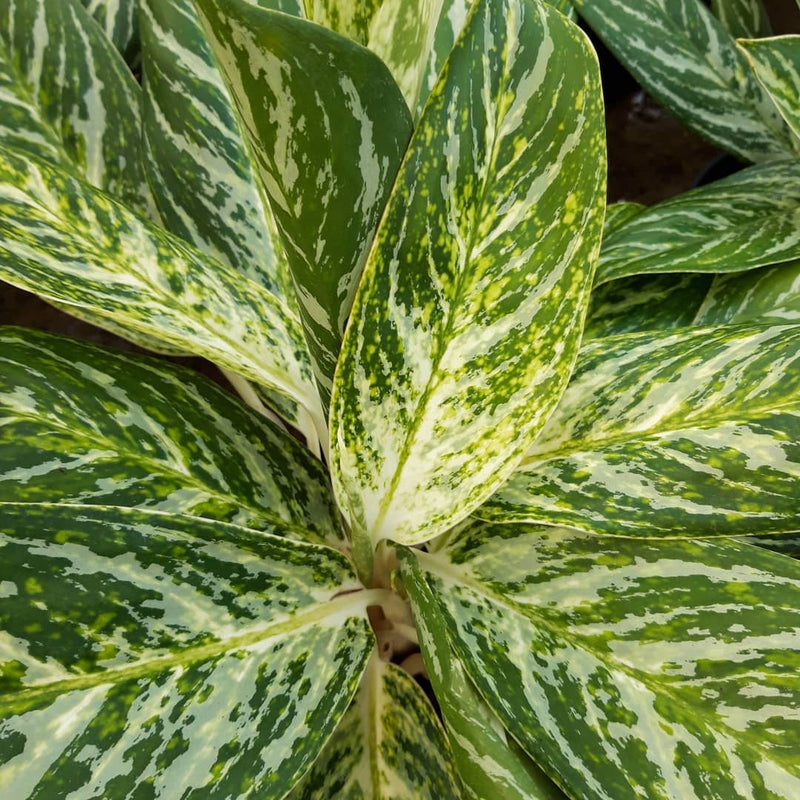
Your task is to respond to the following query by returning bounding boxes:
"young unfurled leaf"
[288,654,461,798]
[481,324,800,537]
[409,522,800,800]
[331,0,606,550]
[194,0,413,410]
[571,0,798,163]
[0,504,373,798]
[0,328,342,545]
[81,0,140,63]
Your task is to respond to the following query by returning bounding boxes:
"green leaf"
[0,327,342,546]
[401,550,568,800]
[602,200,646,239]
[330,0,606,549]
[289,654,461,799]
[81,0,140,63]
[695,259,800,325]
[584,273,713,340]
[712,0,772,38]
[0,504,373,798]
[140,0,298,306]
[0,147,326,441]
[194,0,413,410]
[739,36,800,141]
[411,522,800,800]
[571,0,799,163]
[480,323,800,537]
[0,0,153,215]
[596,159,800,284]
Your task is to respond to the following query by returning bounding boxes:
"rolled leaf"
[0,327,342,545]
[0,0,152,214]
[712,0,772,39]
[584,273,712,339]
[289,654,461,798]
[194,0,413,409]
[597,160,800,284]
[480,323,800,538]
[331,0,606,548]
[81,0,140,63]
[695,259,800,325]
[411,522,800,800]
[401,550,568,800]
[0,504,373,798]
[571,0,798,162]
[0,148,325,440]
[738,36,800,140]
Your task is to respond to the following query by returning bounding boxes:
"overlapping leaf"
[739,36,800,140]
[0,328,341,545]
[289,654,461,798]
[711,0,772,39]
[0,148,326,441]
[0,504,373,798]
[0,0,152,215]
[695,259,800,325]
[597,160,800,284]
[571,0,798,162]
[480,323,800,537]
[407,522,800,800]
[330,0,606,551]
[140,0,297,305]
[194,0,413,409]
[402,551,568,800]
[81,0,140,63]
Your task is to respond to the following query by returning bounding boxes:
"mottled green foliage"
[712,0,772,38]
[81,0,140,63]
[410,523,800,800]
[331,0,606,550]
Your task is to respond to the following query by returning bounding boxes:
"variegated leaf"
[194,0,413,410]
[0,0,152,215]
[0,327,342,546]
[140,0,298,305]
[401,550,568,800]
[81,0,139,63]
[695,259,800,325]
[289,654,461,799]
[330,0,606,550]
[712,0,772,38]
[480,323,800,537]
[597,159,800,284]
[739,36,800,141]
[0,504,373,798]
[742,534,800,559]
[602,200,646,239]
[410,522,800,800]
[0,148,326,442]
[571,0,799,163]
[584,273,713,339]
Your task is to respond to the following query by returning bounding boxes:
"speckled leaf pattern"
[739,36,800,141]
[330,0,606,549]
[0,148,326,442]
[0,504,373,799]
[400,551,568,800]
[412,522,800,800]
[0,328,342,546]
[289,654,461,799]
[584,273,713,339]
[571,0,798,163]
[480,323,800,538]
[0,0,152,215]
[194,0,413,410]
[140,0,297,305]
[81,0,139,62]
[597,160,800,284]
[695,259,800,325]
[711,0,772,38]
[601,200,646,239]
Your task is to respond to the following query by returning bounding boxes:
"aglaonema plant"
[0,0,799,798]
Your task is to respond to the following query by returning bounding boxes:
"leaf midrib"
[419,550,799,775]
[0,590,372,714]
